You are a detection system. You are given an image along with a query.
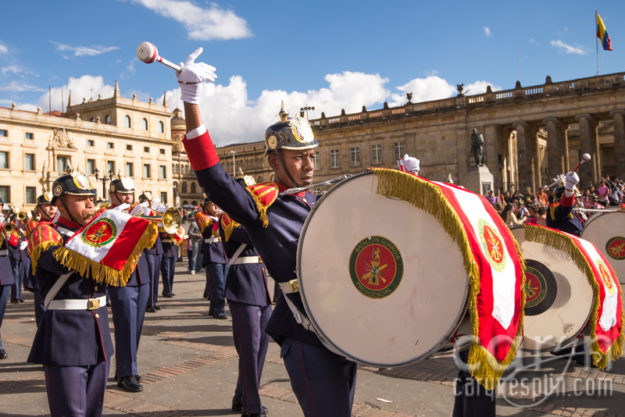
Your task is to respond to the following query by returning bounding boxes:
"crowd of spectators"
[484,176,625,227]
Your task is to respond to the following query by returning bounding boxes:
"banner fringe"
[371,168,522,389]
[524,224,624,368]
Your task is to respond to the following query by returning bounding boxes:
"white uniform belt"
[47,295,107,311]
[204,237,219,243]
[0,249,7,256]
[279,279,299,294]
[232,256,262,265]
[161,239,173,243]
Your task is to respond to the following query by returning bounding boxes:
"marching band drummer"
[547,172,583,236]
[24,192,58,326]
[108,178,150,392]
[139,192,164,313]
[174,48,356,417]
[27,173,113,417]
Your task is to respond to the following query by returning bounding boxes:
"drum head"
[297,172,468,367]
[582,211,625,284]
[511,227,593,351]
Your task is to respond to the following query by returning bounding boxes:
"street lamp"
[230,151,236,176]
[95,168,113,199]
[300,106,315,118]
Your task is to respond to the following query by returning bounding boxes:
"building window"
[159,148,165,155]
[143,146,149,153]
[25,132,34,140]
[330,149,340,169]
[104,114,111,124]
[125,162,134,177]
[124,115,131,128]
[160,192,167,204]
[191,182,197,193]
[394,142,404,161]
[182,182,188,193]
[0,186,10,203]
[143,164,151,178]
[87,159,95,175]
[0,129,7,137]
[126,144,133,151]
[371,144,382,165]
[107,161,115,175]
[24,153,35,171]
[90,117,96,122]
[25,186,36,204]
[107,142,114,149]
[158,121,164,133]
[314,151,320,169]
[350,147,361,167]
[141,118,148,130]
[55,155,69,173]
[87,139,95,147]
[159,165,166,179]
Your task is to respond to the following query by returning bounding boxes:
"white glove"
[176,47,217,104]
[565,171,579,190]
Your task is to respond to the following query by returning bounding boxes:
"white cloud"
[550,40,585,55]
[131,0,251,41]
[1,65,21,75]
[0,81,45,93]
[389,75,456,106]
[0,43,7,54]
[484,27,491,37]
[38,75,114,111]
[51,41,119,57]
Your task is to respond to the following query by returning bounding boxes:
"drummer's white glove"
[176,47,217,104]
[564,171,579,197]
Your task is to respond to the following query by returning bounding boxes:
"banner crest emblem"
[81,218,117,248]
[478,218,506,272]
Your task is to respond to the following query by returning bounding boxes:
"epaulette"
[195,211,210,234]
[27,223,63,275]
[220,212,240,242]
[246,182,279,227]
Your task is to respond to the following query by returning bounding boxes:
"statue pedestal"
[464,165,494,195]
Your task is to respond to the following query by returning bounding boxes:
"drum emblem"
[349,236,403,299]
[478,219,506,272]
[523,259,557,316]
[606,236,625,260]
[597,259,616,296]
[81,218,117,248]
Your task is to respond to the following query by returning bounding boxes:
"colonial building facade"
[0,82,176,211]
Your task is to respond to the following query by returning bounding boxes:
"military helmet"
[51,172,97,203]
[36,192,53,206]
[109,177,135,194]
[264,102,318,156]
[554,186,566,200]
[138,191,153,203]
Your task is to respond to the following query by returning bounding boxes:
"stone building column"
[484,124,503,191]
[514,122,537,191]
[575,113,598,184]
[544,117,565,180]
[611,110,625,180]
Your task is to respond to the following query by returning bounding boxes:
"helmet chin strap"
[276,150,301,189]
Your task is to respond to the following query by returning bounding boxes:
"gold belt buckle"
[289,279,299,293]
[87,298,100,310]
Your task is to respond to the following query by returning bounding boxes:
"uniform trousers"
[33,288,46,327]
[229,301,271,414]
[160,256,176,296]
[452,349,496,417]
[206,263,227,316]
[145,253,162,309]
[280,338,357,417]
[10,259,25,301]
[109,284,149,378]
[44,360,110,417]
[0,285,9,350]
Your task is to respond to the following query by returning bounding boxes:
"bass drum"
[510,226,593,351]
[581,211,625,284]
[297,172,468,367]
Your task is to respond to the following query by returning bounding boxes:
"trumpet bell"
[162,207,182,234]
[17,211,27,221]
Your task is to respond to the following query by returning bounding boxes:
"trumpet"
[17,210,28,221]
[161,207,182,234]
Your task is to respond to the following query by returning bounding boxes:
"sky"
[1,0,623,146]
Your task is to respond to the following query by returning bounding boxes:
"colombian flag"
[596,12,613,51]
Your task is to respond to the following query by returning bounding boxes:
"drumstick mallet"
[136,42,181,72]
[572,153,592,173]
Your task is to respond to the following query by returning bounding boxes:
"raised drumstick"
[572,153,592,173]
[136,42,181,72]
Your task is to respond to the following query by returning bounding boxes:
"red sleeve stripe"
[183,130,220,170]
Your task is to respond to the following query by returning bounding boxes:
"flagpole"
[595,9,599,75]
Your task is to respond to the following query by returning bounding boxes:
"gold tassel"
[52,222,159,287]
[29,240,63,275]
[524,224,624,369]
[371,168,524,389]
[246,188,269,228]
[223,219,239,242]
